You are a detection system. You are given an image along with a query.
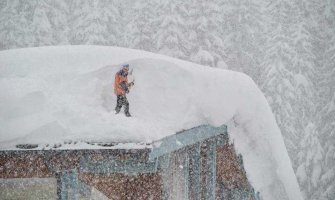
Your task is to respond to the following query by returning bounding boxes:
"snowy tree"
[260,57,297,155]
[0,0,70,49]
[31,0,53,46]
[124,0,158,51]
[104,0,124,46]
[260,0,298,157]
[296,123,324,200]
[317,1,335,198]
[221,0,267,82]
[303,0,335,198]
[260,4,325,198]
[288,0,334,198]
[107,0,128,47]
[188,0,225,67]
[69,0,115,45]
[290,0,319,163]
[152,0,190,59]
[0,0,33,49]
[46,0,70,45]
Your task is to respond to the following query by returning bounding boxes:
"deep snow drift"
[0,46,302,200]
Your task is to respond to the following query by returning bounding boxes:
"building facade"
[0,125,260,200]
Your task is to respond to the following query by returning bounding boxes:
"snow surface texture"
[0,46,303,200]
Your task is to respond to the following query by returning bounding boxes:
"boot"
[125,112,131,117]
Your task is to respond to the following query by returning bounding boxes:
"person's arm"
[124,76,130,93]
[120,81,129,93]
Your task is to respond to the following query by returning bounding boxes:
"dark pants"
[115,95,130,114]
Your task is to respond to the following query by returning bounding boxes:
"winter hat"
[122,64,129,69]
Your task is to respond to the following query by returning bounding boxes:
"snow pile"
[0,46,302,200]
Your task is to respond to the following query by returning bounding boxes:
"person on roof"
[114,64,133,117]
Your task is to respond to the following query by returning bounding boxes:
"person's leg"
[122,95,131,117]
[115,95,122,114]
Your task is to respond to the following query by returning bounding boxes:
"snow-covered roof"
[0,46,303,200]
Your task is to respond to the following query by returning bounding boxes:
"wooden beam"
[158,154,172,200]
[201,138,217,200]
[188,143,201,200]
[149,124,227,160]
[56,169,78,200]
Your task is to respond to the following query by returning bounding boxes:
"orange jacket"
[114,70,128,95]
